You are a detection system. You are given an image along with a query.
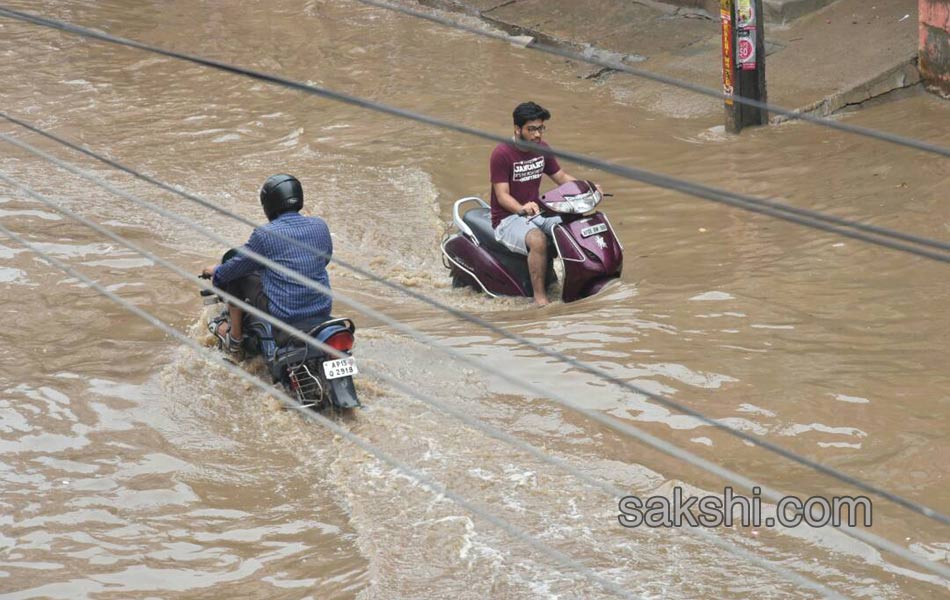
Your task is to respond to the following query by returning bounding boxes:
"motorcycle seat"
[462,206,557,259]
[275,315,335,347]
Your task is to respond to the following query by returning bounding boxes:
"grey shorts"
[493,214,562,255]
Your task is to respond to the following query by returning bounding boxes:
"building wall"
[920,0,950,97]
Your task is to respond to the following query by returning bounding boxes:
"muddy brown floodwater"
[0,1,948,598]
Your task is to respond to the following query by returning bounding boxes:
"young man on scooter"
[201,174,333,358]
[490,101,588,306]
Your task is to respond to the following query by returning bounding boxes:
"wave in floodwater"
[139,321,943,599]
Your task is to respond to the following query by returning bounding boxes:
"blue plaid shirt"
[213,212,333,322]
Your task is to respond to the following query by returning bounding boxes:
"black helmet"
[260,174,303,221]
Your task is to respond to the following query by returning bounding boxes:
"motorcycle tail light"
[325,331,354,352]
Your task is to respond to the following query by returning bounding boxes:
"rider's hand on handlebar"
[200,265,216,279]
[519,202,540,217]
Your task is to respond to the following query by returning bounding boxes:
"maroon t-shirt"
[489,140,561,228]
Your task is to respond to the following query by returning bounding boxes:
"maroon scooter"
[441,180,623,302]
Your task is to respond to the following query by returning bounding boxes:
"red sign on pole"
[738,27,757,70]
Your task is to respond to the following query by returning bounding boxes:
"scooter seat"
[462,207,514,255]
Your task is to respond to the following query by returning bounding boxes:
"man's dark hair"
[512,101,551,127]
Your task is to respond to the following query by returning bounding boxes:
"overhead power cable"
[0,219,642,600]
[0,170,847,599]
[3,110,947,261]
[1,8,949,263]
[3,1,947,584]
[2,142,947,582]
[354,0,950,158]
[3,120,948,529]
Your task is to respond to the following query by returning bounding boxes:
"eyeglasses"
[523,125,546,133]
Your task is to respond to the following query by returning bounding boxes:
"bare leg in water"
[525,228,549,306]
[217,305,244,340]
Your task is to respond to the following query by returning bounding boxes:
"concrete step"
[764,0,840,24]
[654,0,844,23]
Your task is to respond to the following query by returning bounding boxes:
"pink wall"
[920,0,950,96]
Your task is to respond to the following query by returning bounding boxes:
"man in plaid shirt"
[202,174,333,355]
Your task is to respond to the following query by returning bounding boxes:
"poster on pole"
[737,27,756,71]
[735,0,756,70]
[720,1,734,103]
[736,0,754,28]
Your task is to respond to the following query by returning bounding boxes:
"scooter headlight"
[547,190,602,214]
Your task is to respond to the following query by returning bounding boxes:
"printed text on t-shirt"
[512,156,545,182]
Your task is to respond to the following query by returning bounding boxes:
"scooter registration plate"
[323,357,358,380]
[580,223,608,237]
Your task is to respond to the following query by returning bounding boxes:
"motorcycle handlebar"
[198,273,216,297]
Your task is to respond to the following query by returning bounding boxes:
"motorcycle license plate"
[323,357,358,380]
[580,223,608,237]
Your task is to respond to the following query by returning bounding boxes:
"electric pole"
[720,0,768,133]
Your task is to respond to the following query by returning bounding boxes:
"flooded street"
[1,1,948,598]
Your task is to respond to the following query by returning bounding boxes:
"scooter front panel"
[560,213,623,271]
[554,212,623,302]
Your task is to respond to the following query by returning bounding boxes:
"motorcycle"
[200,252,361,411]
[441,180,623,302]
